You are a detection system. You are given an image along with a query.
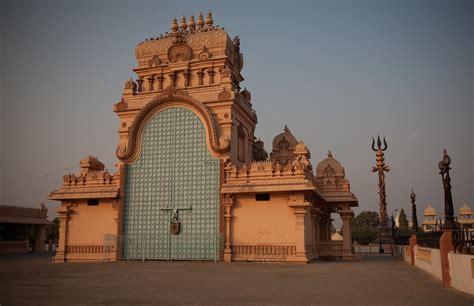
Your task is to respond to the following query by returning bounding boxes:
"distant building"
[458,203,473,230]
[422,205,440,232]
[0,204,50,254]
[421,203,473,231]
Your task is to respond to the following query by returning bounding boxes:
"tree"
[351,211,380,245]
[47,218,60,242]
[397,209,411,237]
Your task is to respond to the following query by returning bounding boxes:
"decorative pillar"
[223,193,234,262]
[410,189,419,233]
[169,71,176,87]
[136,78,143,92]
[33,225,47,253]
[147,75,154,91]
[339,209,354,258]
[289,202,310,262]
[197,69,204,86]
[208,68,215,84]
[54,204,70,263]
[183,70,190,87]
[438,149,456,287]
[156,74,164,90]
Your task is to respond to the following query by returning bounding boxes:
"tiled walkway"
[1,254,473,305]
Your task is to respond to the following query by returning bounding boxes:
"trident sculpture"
[372,135,390,227]
[410,188,419,233]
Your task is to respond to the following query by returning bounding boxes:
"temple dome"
[269,126,298,165]
[459,203,472,215]
[424,205,437,216]
[271,125,298,150]
[315,151,345,177]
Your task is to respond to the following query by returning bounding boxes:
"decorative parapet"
[222,159,318,194]
[49,156,119,201]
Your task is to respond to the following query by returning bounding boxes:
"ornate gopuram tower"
[113,12,258,261]
[50,12,358,263]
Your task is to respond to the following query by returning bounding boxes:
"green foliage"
[47,218,60,242]
[352,226,379,245]
[397,209,412,237]
[351,211,380,245]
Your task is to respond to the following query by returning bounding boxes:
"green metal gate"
[122,107,220,260]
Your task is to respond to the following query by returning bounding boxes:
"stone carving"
[199,46,210,60]
[124,78,137,94]
[252,138,268,161]
[241,88,251,101]
[167,43,192,63]
[148,55,161,67]
[218,87,232,101]
[114,98,128,112]
[220,66,231,77]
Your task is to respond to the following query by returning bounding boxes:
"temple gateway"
[49,12,358,263]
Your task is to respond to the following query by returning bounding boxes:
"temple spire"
[171,16,178,32]
[188,15,196,31]
[205,11,214,28]
[179,15,187,31]
[197,12,204,29]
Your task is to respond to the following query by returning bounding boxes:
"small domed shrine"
[49,12,358,263]
[458,203,473,229]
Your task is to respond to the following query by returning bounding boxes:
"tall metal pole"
[372,135,390,227]
[410,188,418,234]
[438,149,456,230]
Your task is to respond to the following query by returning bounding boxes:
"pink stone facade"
[49,12,358,263]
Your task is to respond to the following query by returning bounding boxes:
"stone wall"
[448,252,474,295]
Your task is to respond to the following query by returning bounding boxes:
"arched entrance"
[122,107,220,260]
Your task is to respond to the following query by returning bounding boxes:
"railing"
[316,241,342,257]
[66,244,104,254]
[103,233,225,262]
[232,244,296,262]
[393,236,410,246]
[416,231,443,249]
[452,228,474,254]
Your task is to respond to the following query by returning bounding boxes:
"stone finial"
[188,15,196,30]
[328,150,333,158]
[205,11,213,27]
[197,12,204,29]
[284,125,291,133]
[171,16,179,32]
[179,15,187,31]
[80,156,105,175]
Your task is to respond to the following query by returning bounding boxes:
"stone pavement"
[0,254,473,305]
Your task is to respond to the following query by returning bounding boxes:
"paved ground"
[0,254,473,305]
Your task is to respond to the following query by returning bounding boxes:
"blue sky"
[1,0,472,224]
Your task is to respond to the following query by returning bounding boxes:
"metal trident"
[371,135,388,152]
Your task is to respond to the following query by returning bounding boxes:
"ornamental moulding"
[116,90,230,163]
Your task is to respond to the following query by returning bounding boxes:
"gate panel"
[122,107,219,260]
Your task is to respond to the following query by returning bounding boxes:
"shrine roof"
[134,12,236,63]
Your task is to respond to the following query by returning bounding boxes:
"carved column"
[339,209,354,258]
[223,193,234,262]
[197,69,204,86]
[208,68,215,84]
[156,74,164,90]
[169,71,176,87]
[289,202,310,262]
[54,203,70,263]
[136,78,143,92]
[147,75,154,91]
[183,70,190,87]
